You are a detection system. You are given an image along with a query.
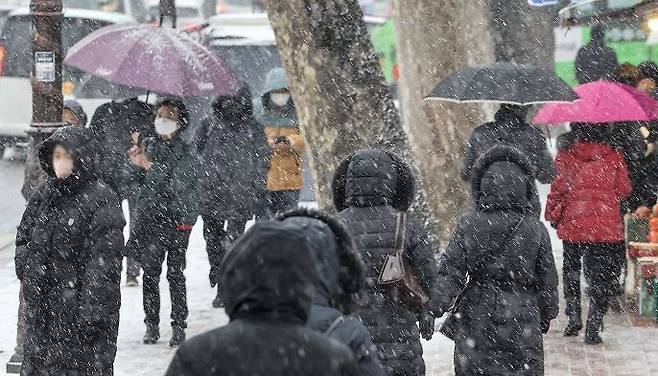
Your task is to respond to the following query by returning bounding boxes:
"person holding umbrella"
[127,98,199,348]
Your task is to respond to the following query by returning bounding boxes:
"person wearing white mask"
[16,127,125,375]
[127,98,199,348]
[254,68,306,217]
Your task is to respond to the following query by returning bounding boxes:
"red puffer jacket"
[546,142,632,243]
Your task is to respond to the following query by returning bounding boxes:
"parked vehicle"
[64,0,149,21]
[0,9,136,152]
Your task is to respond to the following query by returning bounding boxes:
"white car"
[0,8,136,153]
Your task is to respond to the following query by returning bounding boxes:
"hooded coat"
[575,25,618,84]
[546,140,632,243]
[89,97,155,199]
[16,127,125,376]
[278,209,386,376]
[462,106,555,190]
[196,85,269,218]
[164,221,359,376]
[333,149,437,376]
[434,146,559,376]
[254,68,305,192]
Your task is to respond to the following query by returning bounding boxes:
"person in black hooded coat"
[575,23,618,84]
[195,83,269,307]
[164,220,358,376]
[15,127,125,376]
[432,145,559,376]
[333,149,437,376]
[278,209,386,376]
[462,105,555,215]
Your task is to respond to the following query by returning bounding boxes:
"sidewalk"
[2,224,658,375]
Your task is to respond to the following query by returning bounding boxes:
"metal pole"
[160,0,177,28]
[9,0,63,373]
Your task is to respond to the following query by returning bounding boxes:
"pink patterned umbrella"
[533,81,658,124]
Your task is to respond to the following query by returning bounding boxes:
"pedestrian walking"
[433,145,559,376]
[15,127,125,376]
[254,67,306,216]
[546,123,632,344]
[462,104,555,214]
[62,99,88,127]
[126,98,199,347]
[575,23,618,84]
[333,149,437,376]
[278,209,386,376]
[164,221,359,376]
[195,83,269,308]
[89,96,155,286]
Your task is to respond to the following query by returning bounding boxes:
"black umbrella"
[425,62,578,105]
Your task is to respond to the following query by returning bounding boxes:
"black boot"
[170,323,186,348]
[585,297,608,345]
[143,323,160,344]
[563,313,583,337]
[212,286,224,308]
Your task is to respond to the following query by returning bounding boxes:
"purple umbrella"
[65,24,238,97]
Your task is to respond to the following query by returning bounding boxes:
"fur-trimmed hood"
[277,208,365,313]
[332,149,416,212]
[472,145,537,212]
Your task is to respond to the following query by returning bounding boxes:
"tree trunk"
[488,1,556,67]
[261,0,425,214]
[393,0,495,243]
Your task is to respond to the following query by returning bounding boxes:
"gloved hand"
[541,319,551,335]
[418,310,435,341]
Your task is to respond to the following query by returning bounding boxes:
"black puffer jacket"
[279,209,386,376]
[334,149,437,376]
[89,97,154,198]
[165,221,358,376]
[196,84,269,218]
[574,25,618,84]
[16,127,125,376]
[434,146,559,376]
[462,105,555,186]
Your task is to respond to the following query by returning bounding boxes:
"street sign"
[34,51,55,82]
[528,0,559,6]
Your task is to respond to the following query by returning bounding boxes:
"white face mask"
[155,118,178,137]
[270,93,290,107]
[53,158,74,179]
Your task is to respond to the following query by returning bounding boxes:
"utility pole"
[160,0,177,28]
[22,0,64,199]
[8,0,63,373]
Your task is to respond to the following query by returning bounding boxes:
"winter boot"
[212,286,224,308]
[126,276,139,287]
[563,313,583,337]
[584,297,608,345]
[170,323,186,348]
[143,323,160,344]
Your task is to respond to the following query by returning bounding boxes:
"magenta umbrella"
[533,81,658,124]
[64,24,239,97]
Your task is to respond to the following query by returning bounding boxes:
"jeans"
[142,229,190,327]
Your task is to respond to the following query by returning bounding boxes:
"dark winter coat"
[462,106,555,187]
[434,145,559,376]
[333,149,437,376]
[16,127,125,376]
[164,221,359,376]
[546,141,632,243]
[575,29,618,84]
[127,134,199,266]
[89,97,155,199]
[278,209,386,376]
[196,85,269,218]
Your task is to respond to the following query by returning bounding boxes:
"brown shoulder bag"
[378,212,430,313]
